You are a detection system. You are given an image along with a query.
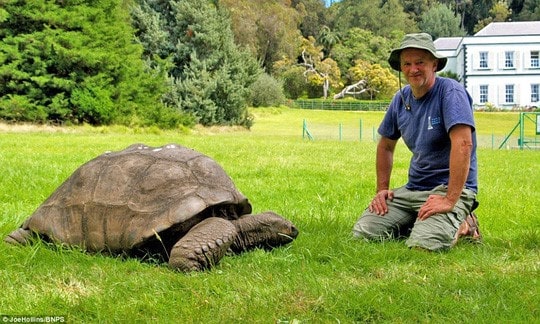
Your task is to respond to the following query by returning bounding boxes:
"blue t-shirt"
[378,77,478,192]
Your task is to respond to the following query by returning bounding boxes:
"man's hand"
[369,189,394,215]
[417,194,455,220]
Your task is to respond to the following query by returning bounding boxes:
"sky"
[324,0,341,7]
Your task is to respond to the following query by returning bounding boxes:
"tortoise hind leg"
[169,217,237,272]
[4,228,33,245]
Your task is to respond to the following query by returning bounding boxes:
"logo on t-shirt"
[427,116,441,130]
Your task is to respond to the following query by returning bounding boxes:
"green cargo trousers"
[352,184,477,251]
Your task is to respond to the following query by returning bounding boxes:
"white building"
[435,21,540,110]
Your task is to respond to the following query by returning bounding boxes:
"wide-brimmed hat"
[388,33,447,72]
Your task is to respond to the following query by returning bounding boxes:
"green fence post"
[359,119,363,141]
[303,119,314,141]
[519,112,525,150]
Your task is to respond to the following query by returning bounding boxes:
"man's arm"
[369,137,398,215]
[417,124,473,220]
[446,124,473,204]
[376,136,398,192]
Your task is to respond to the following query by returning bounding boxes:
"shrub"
[279,66,307,99]
[0,94,47,123]
[249,73,285,107]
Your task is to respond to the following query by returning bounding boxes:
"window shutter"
[498,52,505,69]
[499,85,506,104]
[472,52,478,70]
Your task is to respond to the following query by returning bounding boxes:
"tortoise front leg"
[4,228,33,245]
[169,217,237,272]
[229,211,299,253]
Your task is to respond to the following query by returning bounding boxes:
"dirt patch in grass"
[192,124,250,135]
[0,122,76,133]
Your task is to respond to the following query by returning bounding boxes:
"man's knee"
[352,214,392,240]
[405,216,458,251]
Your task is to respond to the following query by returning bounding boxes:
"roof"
[475,21,540,36]
[434,37,462,50]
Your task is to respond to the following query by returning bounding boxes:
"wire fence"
[302,119,379,142]
[291,100,390,111]
[302,119,536,150]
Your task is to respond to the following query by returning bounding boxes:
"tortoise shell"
[17,143,252,253]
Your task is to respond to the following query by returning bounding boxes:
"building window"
[479,85,489,103]
[504,51,515,68]
[505,84,514,103]
[532,84,539,103]
[531,51,539,68]
[479,52,489,68]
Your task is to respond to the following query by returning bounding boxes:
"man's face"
[400,48,438,93]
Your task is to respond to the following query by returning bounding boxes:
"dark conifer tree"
[0,0,186,127]
[132,0,261,127]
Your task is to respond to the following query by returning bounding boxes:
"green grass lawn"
[0,108,538,322]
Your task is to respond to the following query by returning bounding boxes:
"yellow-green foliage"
[348,59,400,99]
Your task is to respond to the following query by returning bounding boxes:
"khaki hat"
[388,33,447,71]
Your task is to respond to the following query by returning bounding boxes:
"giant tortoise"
[5,143,298,272]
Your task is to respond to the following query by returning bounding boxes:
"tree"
[219,0,302,74]
[459,0,495,34]
[516,0,540,20]
[0,0,179,127]
[248,73,285,107]
[317,25,340,57]
[401,0,438,22]
[379,0,419,35]
[330,28,400,76]
[419,3,465,38]
[333,80,369,99]
[292,0,329,40]
[132,0,261,127]
[490,0,513,20]
[347,59,399,100]
[298,37,341,99]
[474,0,512,33]
[273,58,307,99]
[330,0,416,37]
[439,70,460,81]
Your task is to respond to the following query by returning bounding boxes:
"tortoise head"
[229,211,298,253]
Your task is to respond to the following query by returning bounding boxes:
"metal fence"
[302,119,530,149]
[291,100,390,111]
[302,119,380,142]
